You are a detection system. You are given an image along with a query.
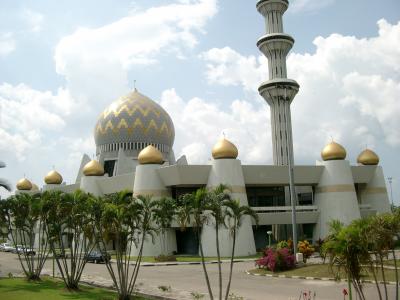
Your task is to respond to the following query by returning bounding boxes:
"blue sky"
[0,0,399,203]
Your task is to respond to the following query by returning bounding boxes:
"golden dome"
[31,183,40,191]
[212,138,238,159]
[138,145,164,164]
[321,141,347,161]
[44,170,63,184]
[16,178,32,191]
[94,89,175,155]
[357,149,379,165]
[83,160,105,176]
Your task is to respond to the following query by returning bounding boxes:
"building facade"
[15,0,391,257]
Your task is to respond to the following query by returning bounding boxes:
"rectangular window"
[246,186,285,207]
[104,160,116,177]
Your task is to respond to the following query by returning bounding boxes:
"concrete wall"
[202,159,256,257]
[358,166,391,214]
[313,160,361,240]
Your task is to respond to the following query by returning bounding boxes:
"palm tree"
[206,184,232,300]
[223,199,258,300]
[368,213,400,300]
[3,192,51,280]
[0,160,11,192]
[153,197,176,255]
[42,190,95,290]
[92,192,158,300]
[180,188,214,300]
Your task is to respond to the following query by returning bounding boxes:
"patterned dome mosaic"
[94,89,175,153]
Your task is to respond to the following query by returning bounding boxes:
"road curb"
[245,270,398,285]
[139,259,251,267]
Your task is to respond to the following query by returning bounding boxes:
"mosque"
[15,0,391,257]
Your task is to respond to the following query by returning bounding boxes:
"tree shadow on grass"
[0,277,116,300]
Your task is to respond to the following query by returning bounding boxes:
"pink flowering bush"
[255,247,295,272]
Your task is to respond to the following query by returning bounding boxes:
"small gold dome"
[83,160,105,176]
[16,178,32,191]
[44,170,63,184]
[321,141,347,161]
[31,183,40,191]
[357,149,379,165]
[138,145,164,164]
[212,138,238,159]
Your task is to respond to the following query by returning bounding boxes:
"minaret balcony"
[257,33,294,57]
[256,0,288,18]
[258,78,299,104]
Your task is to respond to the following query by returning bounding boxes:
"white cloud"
[21,9,44,33]
[0,33,15,57]
[160,88,271,164]
[290,0,335,13]
[54,0,217,105]
[200,47,266,91]
[200,19,400,162]
[0,83,74,160]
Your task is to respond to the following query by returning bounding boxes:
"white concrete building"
[15,0,391,257]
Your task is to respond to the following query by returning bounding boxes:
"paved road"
[0,252,396,300]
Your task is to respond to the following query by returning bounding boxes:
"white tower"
[132,145,176,256]
[257,0,299,166]
[202,139,256,257]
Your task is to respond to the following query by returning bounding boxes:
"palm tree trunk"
[199,229,214,300]
[224,226,236,300]
[215,225,222,300]
[391,249,398,300]
[378,254,388,300]
[369,260,382,300]
[347,272,353,300]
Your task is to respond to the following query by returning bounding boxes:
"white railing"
[252,205,318,213]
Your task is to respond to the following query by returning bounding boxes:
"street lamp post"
[284,101,298,258]
[267,230,273,248]
[388,177,394,210]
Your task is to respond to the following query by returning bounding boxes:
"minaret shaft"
[257,0,298,166]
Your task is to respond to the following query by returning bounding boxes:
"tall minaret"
[257,0,299,166]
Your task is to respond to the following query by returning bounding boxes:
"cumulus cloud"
[200,19,400,162]
[54,0,217,105]
[0,83,74,160]
[0,33,15,57]
[290,0,335,13]
[200,47,266,91]
[160,88,271,164]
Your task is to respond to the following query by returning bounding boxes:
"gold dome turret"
[16,178,32,191]
[357,149,379,165]
[212,138,238,159]
[44,170,63,184]
[83,160,105,176]
[138,145,164,164]
[321,141,346,161]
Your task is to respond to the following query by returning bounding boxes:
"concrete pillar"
[359,166,391,214]
[42,184,63,192]
[131,164,176,256]
[80,176,103,197]
[313,160,361,240]
[202,159,256,257]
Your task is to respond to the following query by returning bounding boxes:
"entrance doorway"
[175,228,199,255]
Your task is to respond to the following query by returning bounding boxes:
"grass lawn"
[0,277,149,300]
[111,254,261,263]
[249,263,399,282]
[383,259,400,266]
